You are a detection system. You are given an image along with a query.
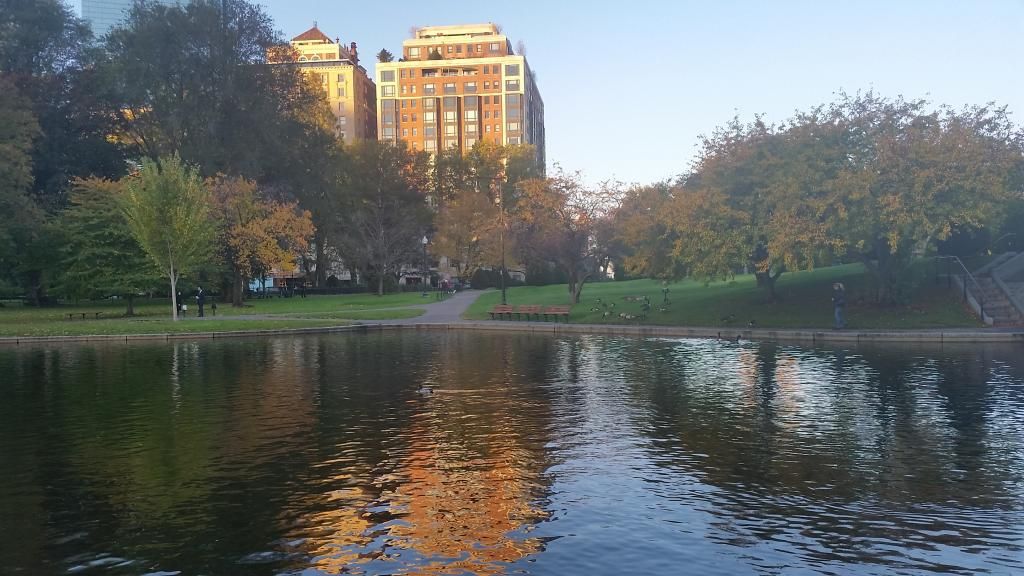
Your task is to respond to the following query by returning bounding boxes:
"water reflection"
[0,333,1022,575]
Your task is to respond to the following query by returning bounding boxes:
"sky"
[73,0,1024,185]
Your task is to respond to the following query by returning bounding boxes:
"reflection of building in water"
[295,333,554,574]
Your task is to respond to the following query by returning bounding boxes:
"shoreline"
[0,320,1021,346]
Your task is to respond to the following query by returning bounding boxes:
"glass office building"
[81,0,180,39]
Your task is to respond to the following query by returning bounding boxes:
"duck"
[417,385,433,396]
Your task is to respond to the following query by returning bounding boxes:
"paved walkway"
[384,290,479,324]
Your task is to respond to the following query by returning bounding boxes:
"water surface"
[1,332,1022,575]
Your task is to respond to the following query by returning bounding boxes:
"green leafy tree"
[55,178,160,314]
[0,76,39,276]
[376,48,394,63]
[123,156,215,319]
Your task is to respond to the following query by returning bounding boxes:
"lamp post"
[421,235,429,296]
[496,191,507,305]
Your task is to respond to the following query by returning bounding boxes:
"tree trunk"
[232,268,245,307]
[314,233,327,287]
[377,274,384,296]
[169,268,178,321]
[125,294,135,317]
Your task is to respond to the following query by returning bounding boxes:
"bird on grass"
[747,319,757,328]
[720,314,736,325]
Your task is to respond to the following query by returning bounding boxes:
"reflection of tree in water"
[287,332,557,575]
[606,338,1024,570]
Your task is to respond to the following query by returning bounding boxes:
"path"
[380,290,479,324]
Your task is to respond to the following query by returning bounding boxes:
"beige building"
[277,25,377,141]
[375,24,545,165]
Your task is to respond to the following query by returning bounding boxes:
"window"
[443,82,456,94]
[424,139,436,151]
[464,82,477,93]
[412,113,418,122]
[425,126,436,136]
[465,110,477,121]
[507,136,521,145]
[505,79,520,91]
[443,96,458,108]
[484,81,490,90]
[402,128,409,137]
[465,123,477,134]
[447,45,454,54]
[408,69,416,78]
[412,142,418,151]
[423,84,435,95]
[505,64,520,77]
[338,115,347,125]
[506,94,521,106]
[411,100,417,108]
[507,107,520,119]
[422,98,435,109]
[484,110,491,119]
[495,124,501,132]
[476,44,482,53]
[410,85,417,94]
[380,70,395,82]
[401,100,407,109]
[401,114,408,122]
[445,125,457,136]
[482,65,489,74]
[423,111,436,123]
[382,110,395,123]
[444,110,457,122]
[489,42,500,51]
[401,85,408,95]
[464,95,478,107]
[337,87,346,97]
[337,74,345,82]
[466,138,477,148]
[382,85,395,97]
[382,126,395,137]
[507,121,520,132]
[445,139,458,149]
[483,96,490,104]
[485,124,492,133]
[456,45,462,53]
[412,128,418,136]
[409,47,421,58]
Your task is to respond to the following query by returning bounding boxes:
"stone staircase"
[974,275,1023,326]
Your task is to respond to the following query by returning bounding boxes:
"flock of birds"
[587,296,757,330]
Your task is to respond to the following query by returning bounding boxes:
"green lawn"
[0,293,427,337]
[464,263,983,330]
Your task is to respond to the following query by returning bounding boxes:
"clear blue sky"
[74,0,1024,185]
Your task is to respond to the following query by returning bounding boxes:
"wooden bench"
[66,312,103,320]
[543,305,571,322]
[489,304,514,320]
[517,305,542,320]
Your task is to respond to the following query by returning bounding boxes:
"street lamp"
[421,235,429,296]
[495,192,507,305]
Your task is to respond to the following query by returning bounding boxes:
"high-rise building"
[375,24,545,165]
[81,0,181,39]
[274,26,377,141]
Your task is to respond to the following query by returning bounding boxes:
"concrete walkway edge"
[1,321,1021,345]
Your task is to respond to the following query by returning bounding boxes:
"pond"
[1,332,1022,575]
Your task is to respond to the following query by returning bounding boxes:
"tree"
[516,170,621,304]
[123,156,215,320]
[333,141,432,295]
[376,48,394,63]
[55,178,160,315]
[608,182,679,280]
[210,176,315,306]
[0,76,39,280]
[431,186,501,280]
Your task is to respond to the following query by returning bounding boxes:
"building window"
[424,139,436,151]
[381,70,395,82]
[465,110,477,121]
[410,85,417,94]
[443,96,458,108]
[382,127,395,137]
[423,111,436,123]
[401,85,408,95]
[411,113,417,121]
[505,64,520,77]
[482,65,488,74]
[507,122,520,132]
[507,136,521,145]
[456,45,463,53]
[465,123,477,134]
[411,100,417,108]
[445,139,458,149]
[409,47,421,58]
[495,124,501,132]
[445,125,457,136]
[412,142,418,151]
[465,82,477,93]
[401,69,407,79]
[443,82,456,94]
[402,128,409,137]
[401,100,407,109]
[337,87,345,97]
[422,98,435,109]
[507,107,520,119]
[489,42,500,51]
[506,94,521,106]
[505,79,520,91]
[444,111,457,122]
[425,126,436,136]
[401,114,408,122]
[483,96,490,104]
[484,110,490,119]
[408,69,416,78]
[382,85,395,97]
[476,44,482,53]
[485,124,492,133]
[338,115,347,125]
[412,128,418,136]
[447,45,454,54]
[423,84,435,95]
[484,81,490,90]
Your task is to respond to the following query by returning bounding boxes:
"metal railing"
[935,255,986,320]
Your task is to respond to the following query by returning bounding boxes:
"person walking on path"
[832,282,847,329]
[196,286,206,318]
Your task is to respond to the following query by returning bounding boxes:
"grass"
[464,263,983,330]
[0,293,428,337]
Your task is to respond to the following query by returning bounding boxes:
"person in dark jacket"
[831,282,847,329]
[196,286,206,318]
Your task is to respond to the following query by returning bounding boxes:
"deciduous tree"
[123,156,215,319]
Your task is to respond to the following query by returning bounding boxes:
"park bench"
[543,305,571,322]
[517,305,542,320]
[66,312,103,320]
[489,304,514,320]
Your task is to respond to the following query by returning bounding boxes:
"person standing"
[176,291,183,317]
[831,282,847,329]
[196,286,206,318]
